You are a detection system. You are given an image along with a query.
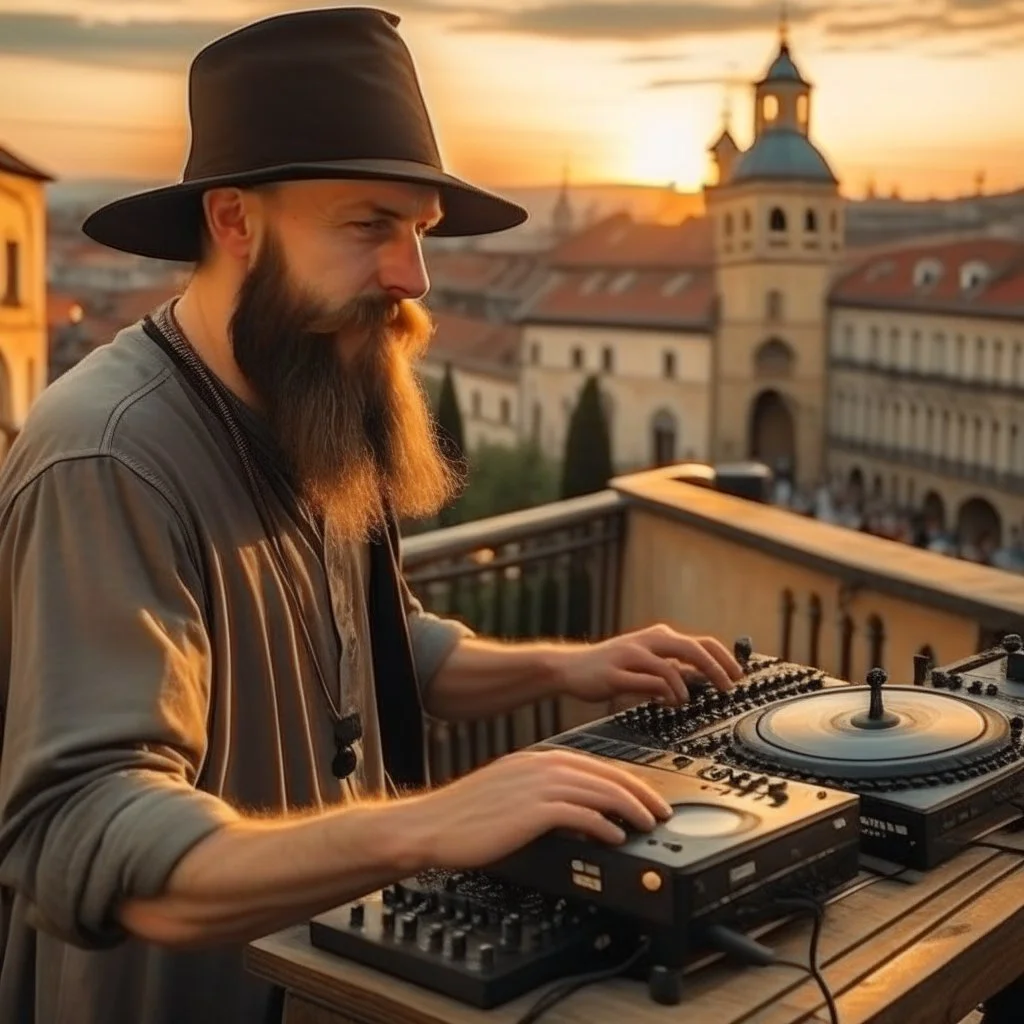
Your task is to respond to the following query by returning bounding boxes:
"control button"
[348,903,365,928]
[664,842,683,853]
[641,870,663,892]
[969,680,984,695]
[426,922,444,953]
[500,913,522,949]
[381,906,395,934]
[672,754,692,768]
[478,944,496,970]
[449,929,468,960]
[399,912,418,942]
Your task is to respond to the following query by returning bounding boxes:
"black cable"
[513,936,652,1024]
[971,840,1024,856]
[768,896,839,1024]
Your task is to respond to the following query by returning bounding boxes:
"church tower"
[703,15,844,489]
[552,163,575,240]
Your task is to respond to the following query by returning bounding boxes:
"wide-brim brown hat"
[82,7,528,262]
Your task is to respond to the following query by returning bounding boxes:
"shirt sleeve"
[0,455,239,950]
[394,541,474,692]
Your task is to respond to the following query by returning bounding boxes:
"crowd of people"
[770,475,1024,573]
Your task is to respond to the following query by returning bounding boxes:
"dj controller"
[309,635,1024,1013]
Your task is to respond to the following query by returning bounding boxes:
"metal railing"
[403,491,627,782]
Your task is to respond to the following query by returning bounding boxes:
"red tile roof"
[521,267,714,332]
[549,213,714,270]
[831,236,1024,319]
[427,310,520,380]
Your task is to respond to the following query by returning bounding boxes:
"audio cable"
[513,936,651,1024]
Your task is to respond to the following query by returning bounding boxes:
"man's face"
[227,180,461,540]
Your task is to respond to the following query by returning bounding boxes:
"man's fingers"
[639,629,735,691]
[540,751,674,819]
[695,635,744,681]
[622,647,690,703]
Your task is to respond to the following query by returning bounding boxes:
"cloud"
[0,3,447,70]
[822,0,1024,47]
[645,75,742,89]
[620,51,691,63]
[449,1,822,42]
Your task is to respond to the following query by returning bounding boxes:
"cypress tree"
[434,363,467,528]
[561,375,613,499]
[435,363,465,461]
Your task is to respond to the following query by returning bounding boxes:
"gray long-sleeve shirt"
[0,313,470,1024]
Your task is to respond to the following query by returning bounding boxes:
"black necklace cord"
[141,313,362,780]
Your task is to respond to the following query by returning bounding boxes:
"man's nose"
[378,235,430,301]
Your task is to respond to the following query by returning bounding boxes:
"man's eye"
[355,220,390,234]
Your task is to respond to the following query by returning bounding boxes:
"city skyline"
[0,0,1022,197]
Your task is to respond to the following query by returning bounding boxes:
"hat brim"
[81,159,529,262]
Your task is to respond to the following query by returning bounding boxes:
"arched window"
[804,208,818,232]
[651,409,678,467]
[779,589,795,660]
[808,594,823,667]
[769,207,787,232]
[724,212,734,236]
[766,289,784,322]
[754,338,795,376]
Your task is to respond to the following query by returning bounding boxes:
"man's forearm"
[118,797,434,948]
[423,637,577,720]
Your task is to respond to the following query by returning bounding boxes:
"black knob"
[348,903,365,928]
[734,636,753,666]
[381,906,395,934]
[439,893,455,918]
[449,928,468,960]
[948,673,963,690]
[970,680,983,694]
[1002,634,1023,653]
[400,912,418,942]
[426,923,444,953]
[986,683,999,696]
[500,913,522,949]
[478,943,496,970]
[648,965,684,1006]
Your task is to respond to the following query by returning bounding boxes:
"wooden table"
[246,828,1024,1024]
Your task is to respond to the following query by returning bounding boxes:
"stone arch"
[753,338,795,377]
[650,407,678,467]
[748,389,796,477]
[847,467,865,503]
[922,490,946,531]
[957,496,1003,549]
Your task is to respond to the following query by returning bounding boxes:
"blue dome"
[758,42,808,85]
[730,129,837,185]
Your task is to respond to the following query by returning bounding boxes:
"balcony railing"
[403,491,626,782]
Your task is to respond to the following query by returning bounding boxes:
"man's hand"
[404,748,674,869]
[555,624,744,706]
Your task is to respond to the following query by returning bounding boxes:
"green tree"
[434,364,466,528]
[561,375,613,499]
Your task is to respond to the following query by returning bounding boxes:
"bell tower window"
[762,95,779,123]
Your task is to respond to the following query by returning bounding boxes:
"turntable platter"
[732,686,1012,780]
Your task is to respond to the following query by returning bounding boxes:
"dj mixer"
[309,636,1024,1011]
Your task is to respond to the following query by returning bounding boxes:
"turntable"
[545,642,1024,870]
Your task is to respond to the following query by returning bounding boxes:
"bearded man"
[0,8,741,1024]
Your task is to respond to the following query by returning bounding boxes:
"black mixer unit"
[309,871,625,1008]
[548,637,1024,870]
[488,749,859,933]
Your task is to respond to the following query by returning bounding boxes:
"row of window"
[831,392,1024,475]
[832,322,1024,385]
[723,206,840,237]
[527,340,681,380]
[468,389,513,427]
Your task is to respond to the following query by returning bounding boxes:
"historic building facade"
[827,236,1024,551]
[0,143,51,454]
[703,26,845,487]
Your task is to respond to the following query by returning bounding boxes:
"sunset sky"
[0,0,1021,197]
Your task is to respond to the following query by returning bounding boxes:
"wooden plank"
[245,837,1024,1024]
